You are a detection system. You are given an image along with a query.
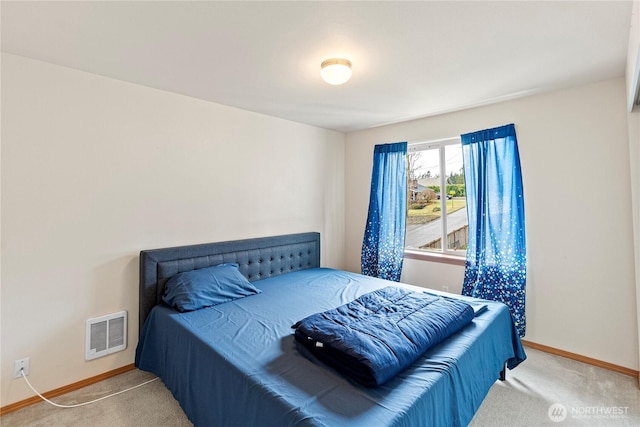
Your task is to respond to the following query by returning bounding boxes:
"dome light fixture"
[320,58,352,85]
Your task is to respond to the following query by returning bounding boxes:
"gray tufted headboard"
[139,232,320,333]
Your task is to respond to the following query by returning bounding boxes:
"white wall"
[345,78,639,371]
[627,0,640,382]
[626,1,640,112]
[0,53,345,406]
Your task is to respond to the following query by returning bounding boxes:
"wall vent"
[85,311,127,360]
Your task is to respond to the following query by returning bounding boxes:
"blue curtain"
[361,142,408,282]
[461,124,527,337]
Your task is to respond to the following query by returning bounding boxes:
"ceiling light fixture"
[320,58,352,85]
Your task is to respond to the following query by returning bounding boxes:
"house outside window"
[406,138,467,258]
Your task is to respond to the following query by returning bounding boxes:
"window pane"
[444,144,467,254]
[405,141,467,256]
[406,147,443,252]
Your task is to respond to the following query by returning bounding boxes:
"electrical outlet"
[442,285,450,293]
[14,358,30,378]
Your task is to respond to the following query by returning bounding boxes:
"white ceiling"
[1,1,633,132]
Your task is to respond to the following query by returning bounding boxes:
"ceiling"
[1,1,633,132]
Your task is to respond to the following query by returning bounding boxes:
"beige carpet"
[2,348,638,426]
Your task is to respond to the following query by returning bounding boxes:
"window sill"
[404,250,466,266]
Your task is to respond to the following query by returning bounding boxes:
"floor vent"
[85,311,127,360]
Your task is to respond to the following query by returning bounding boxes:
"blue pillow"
[162,263,261,312]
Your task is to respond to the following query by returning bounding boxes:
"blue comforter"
[293,286,475,387]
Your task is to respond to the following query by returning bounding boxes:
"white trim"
[407,136,460,152]
[439,146,448,249]
[404,249,466,265]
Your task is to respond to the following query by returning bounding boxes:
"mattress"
[136,267,526,427]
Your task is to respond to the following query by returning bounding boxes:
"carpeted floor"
[2,347,638,426]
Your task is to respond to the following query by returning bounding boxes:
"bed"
[135,232,526,426]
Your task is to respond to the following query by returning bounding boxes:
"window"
[405,138,467,259]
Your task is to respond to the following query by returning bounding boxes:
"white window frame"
[405,137,466,265]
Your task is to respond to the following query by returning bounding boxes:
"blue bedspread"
[136,268,526,427]
[293,286,475,386]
